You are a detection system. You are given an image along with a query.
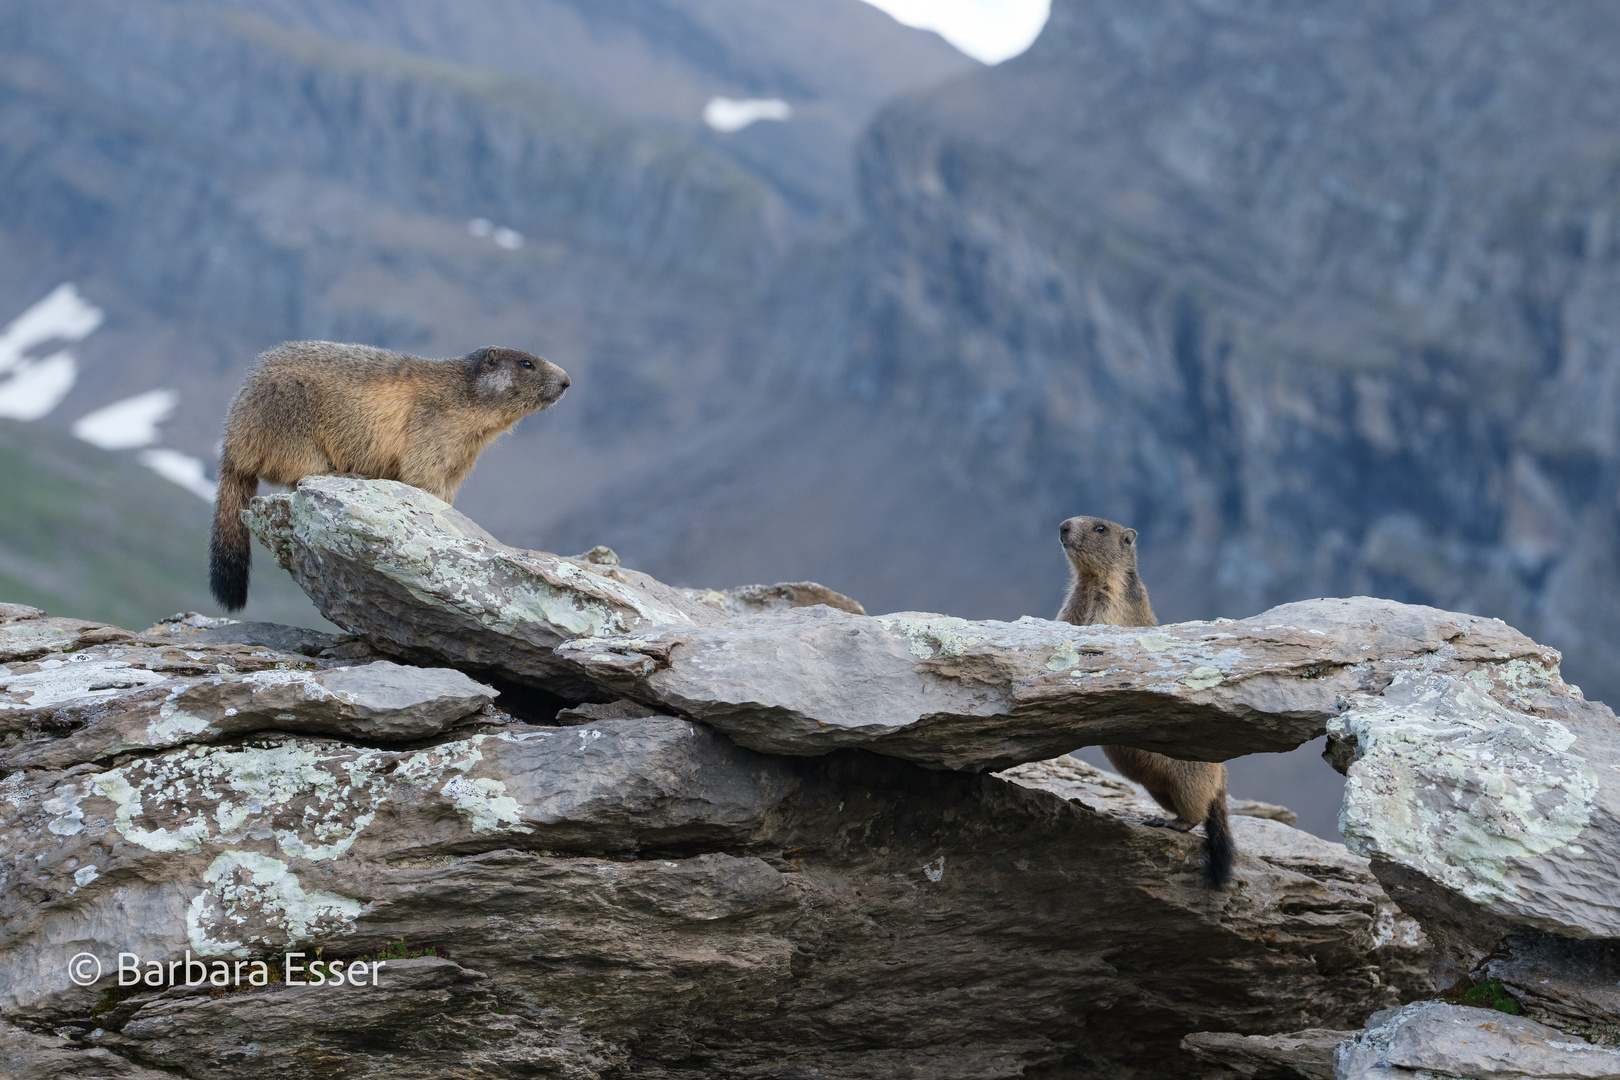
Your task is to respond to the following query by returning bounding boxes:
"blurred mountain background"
[4,0,1619,837]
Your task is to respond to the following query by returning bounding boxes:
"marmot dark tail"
[208,461,256,611]
[1204,797,1234,889]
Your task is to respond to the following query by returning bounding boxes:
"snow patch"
[0,284,103,376]
[73,389,179,449]
[703,97,792,133]
[855,0,1050,64]
[139,448,218,501]
[469,218,524,249]
[0,351,78,420]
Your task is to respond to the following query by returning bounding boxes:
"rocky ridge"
[3,477,1619,1076]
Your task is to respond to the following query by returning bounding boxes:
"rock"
[1179,1027,1346,1079]
[0,1019,171,1079]
[136,612,380,661]
[679,581,867,616]
[1230,799,1299,828]
[246,477,861,698]
[559,597,1550,772]
[0,618,133,665]
[1337,1001,1620,1079]
[1,622,497,769]
[1329,652,1620,971]
[246,480,1563,773]
[0,706,1429,1076]
[1485,934,1620,1044]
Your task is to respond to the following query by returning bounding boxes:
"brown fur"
[209,341,569,610]
[1056,515,1234,888]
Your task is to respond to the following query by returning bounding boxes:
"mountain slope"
[0,418,328,631]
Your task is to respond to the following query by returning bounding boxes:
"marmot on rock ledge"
[1056,515,1235,889]
[208,341,570,611]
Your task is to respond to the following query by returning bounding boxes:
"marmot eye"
[1093,524,1106,533]
[519,359,534,370]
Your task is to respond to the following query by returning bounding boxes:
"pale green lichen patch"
[188,850,364,957]
[1,656,169,710]
[1137,631,1179,653]
[148,698,213,743]
[878,615,987,660]
[91,740,392,859]
[441,776,532,834]
[1046,642,1082,672]
[1181,666,1224,690]
[1333,669,1598,914]
[90,732,543,863]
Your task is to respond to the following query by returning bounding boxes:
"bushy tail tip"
[208,465,255,611]
[209,539,250,611]
[1204,799,1234,890]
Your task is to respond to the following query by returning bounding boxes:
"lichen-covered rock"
[0,685,1429,1078]
[245,477,863,697]
[559,597,1553,772]
[1,636,496,769]
[245,478,1573,780]
[1328,650,1620,971]
[1,606,133,664]
[1336,1002,1620,1079]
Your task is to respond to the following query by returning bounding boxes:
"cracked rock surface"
[245,477,862,699]
[0,602,1430,1077]
[1,609,496,771]
[1327,641,1620,974]
[1336,1001,1620,1079]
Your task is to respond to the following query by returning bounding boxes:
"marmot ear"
[1123,529,1137,545]
[486,347,502,363]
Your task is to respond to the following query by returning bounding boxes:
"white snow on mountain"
[71,389,180,449]
[0,283,105,420]
[703,97,792,133]
[0,283,103,375]
[138,448,217,501]
[855,0,1049,64]
[0,351,79,420]
[0,283,213,501]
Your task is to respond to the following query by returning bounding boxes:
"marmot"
[208,341,570,611]
[1057,515,1234,889]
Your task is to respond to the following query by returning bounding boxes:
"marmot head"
[469,346,571,413]
[1059,515,1139,575]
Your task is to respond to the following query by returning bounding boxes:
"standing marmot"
[209,341,570,611]
[1057,515,1234,889]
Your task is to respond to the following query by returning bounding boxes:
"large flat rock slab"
[558,598,1553,770]
[244,479,1563,775]
[246,477,861,698]
[0,713,1429,1078]
[1,630,496,770]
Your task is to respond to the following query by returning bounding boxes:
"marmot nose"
[560,373,572,389]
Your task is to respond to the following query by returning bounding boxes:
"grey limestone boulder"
[1337,1002,1620,1079]
[1328,645,1620,973]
